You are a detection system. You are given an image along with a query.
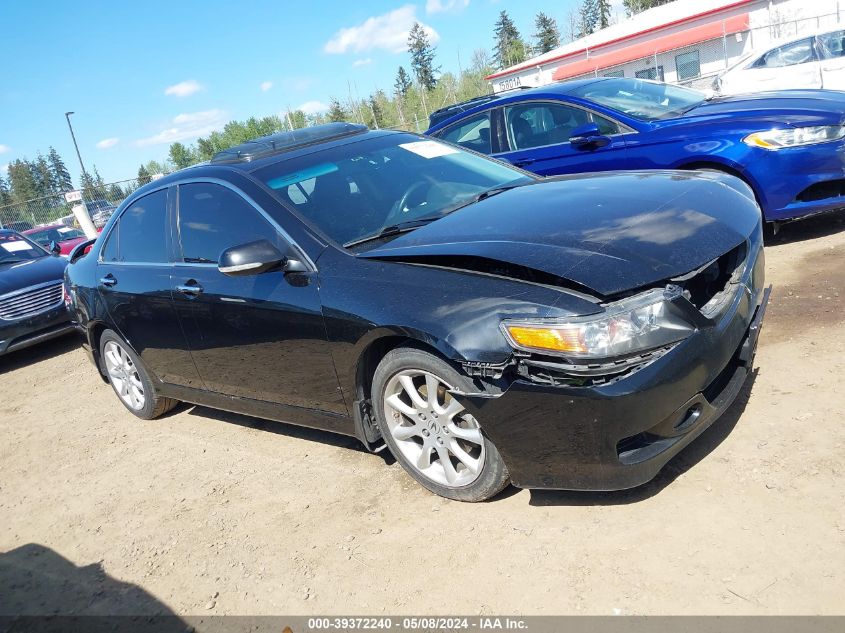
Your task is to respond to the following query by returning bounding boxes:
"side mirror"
[218,239,306,277]
[569,123,611,149]
[48,240,62,256]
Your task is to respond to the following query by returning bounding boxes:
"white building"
[486,0,844,92]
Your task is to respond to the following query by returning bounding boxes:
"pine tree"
[31,154,53,197]
[0,174,11,206]
[579,0,599,37]
[137,165,151,187]
[394,66,412,97]
[623,0,674,17]
[6,160,40,202]
[47,147,73,192]
[368,95,384,129]
[408,22,439,91]
[80,170,97,200]
[597,0,612,29]
[533,12,561,54]
[327,98,348,122]
[493,10,528,69]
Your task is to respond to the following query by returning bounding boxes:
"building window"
[675,50,701,80]
[635,65,665,81]
[603,69,625,78]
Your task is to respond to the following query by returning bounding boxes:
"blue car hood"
[359,171,760,297]
[683,90,845,123]
[0,256,67,296]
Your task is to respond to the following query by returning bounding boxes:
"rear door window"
[100,189,168,263]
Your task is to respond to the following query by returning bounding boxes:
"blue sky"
[0,0,592,185]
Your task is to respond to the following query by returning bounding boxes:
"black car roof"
[209,122,369,164]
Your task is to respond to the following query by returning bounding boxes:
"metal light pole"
[64,111,88,180]
[64,111,97,238]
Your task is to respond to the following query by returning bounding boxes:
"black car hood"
[683,90,845,123]
[359,171,759,297]
[0,256,67,296]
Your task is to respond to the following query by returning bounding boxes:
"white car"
[716,27,845,95]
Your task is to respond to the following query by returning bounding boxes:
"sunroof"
[210,122,368,164]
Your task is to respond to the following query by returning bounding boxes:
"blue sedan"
[426,78,845,224]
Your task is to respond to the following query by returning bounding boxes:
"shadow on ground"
[528,369,758,507]
[0,543,186,630]
[0,334,79,376]
[765,208,845,247]
[184,403,396,465]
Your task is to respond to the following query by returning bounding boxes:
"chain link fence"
[566,10,844,90]
[0,176,164,233]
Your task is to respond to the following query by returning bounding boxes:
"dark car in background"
[0,230,73,356]
[65,123,768,501]
[427,77,845,225]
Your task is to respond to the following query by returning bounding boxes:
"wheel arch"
[348,328,464,450]
[676,159,768,219]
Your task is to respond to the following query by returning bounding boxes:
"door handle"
[513,158,536,167]
[99,274,117,287]
[176,282,203,297]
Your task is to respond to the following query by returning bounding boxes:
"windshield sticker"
[1,240,31,253]
[58,227,74,233]
[399,140,460,159]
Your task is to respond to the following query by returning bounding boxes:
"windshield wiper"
[441,182,529,216]
[344,216,443,248]
[0,258,29,265]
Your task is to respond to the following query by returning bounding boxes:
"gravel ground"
[1,211,844,616]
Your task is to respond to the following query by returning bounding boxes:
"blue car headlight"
[744,125,845,149]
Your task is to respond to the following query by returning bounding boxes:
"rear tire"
[372,347,510,502]
[99,329,177,420]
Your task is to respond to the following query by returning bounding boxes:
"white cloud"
[96,137,119,149]
[295,101,329,115]
[136,109,228,147]
[260,80,274,92]
[425,0,469,14]
[164,79,204,97]
[324,5,439,55]
[1,163,8,175]
[352,58,373,68]
[0,144,10,154]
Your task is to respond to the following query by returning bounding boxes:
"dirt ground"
[1,212,844,617]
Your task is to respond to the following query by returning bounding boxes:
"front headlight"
[502,288,694,359]
[743,125,845,149]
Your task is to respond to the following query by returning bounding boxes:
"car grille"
[0,281,64,321]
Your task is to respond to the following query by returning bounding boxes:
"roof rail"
[210,122,368,164]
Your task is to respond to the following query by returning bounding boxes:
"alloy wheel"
[383,369,485,488]
[103,341,146,411]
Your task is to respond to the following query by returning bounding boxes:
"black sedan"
[1,230,73,355]
[64,123,769,501]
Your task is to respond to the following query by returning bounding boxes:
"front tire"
[99,329,177,420]
[372,347,510,502]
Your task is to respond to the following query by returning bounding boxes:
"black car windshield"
[0,232,47,265]
[253,133,534,247]
[571,78,707,121]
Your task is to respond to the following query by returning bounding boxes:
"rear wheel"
[99,329,177,420]
[372,347,510,502]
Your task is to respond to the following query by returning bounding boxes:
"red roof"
[486,0,754,81]
[552,12,750,81]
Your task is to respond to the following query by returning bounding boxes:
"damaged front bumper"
[456,246,770,491]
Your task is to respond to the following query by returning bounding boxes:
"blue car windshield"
[571,78,707,121]
[254,133,534,247]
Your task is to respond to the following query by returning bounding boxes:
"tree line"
[118,1,670,178]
